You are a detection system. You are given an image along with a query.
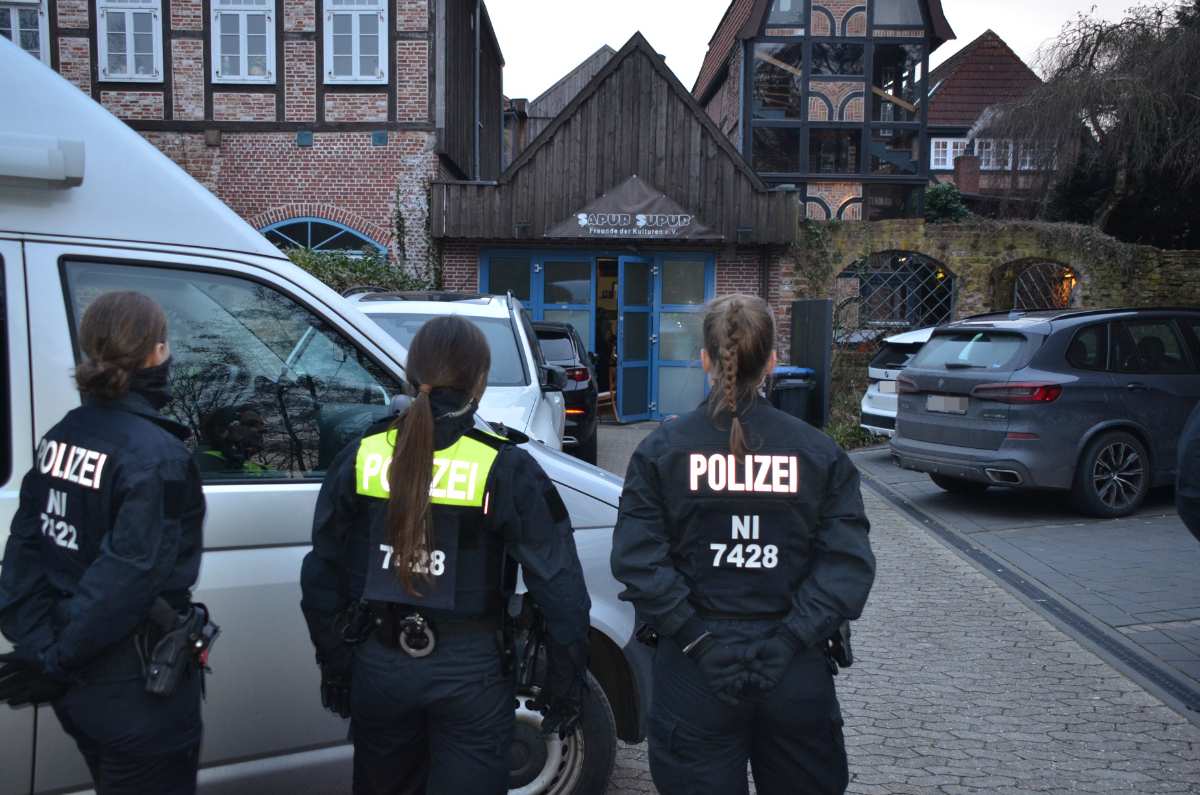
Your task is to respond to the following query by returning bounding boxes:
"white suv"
[860,326,934,437]
[352,291,567,450]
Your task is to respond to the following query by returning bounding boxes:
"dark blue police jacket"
[0,391,205,678]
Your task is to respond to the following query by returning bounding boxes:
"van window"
[1066,324,1108,371]
[64,261,401,480]
[910,332,1025,371]
[0,254,9,486]
[1113,320,1192,374]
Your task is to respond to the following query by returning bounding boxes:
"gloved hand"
[0,652,70,708]
[319,664,352,719]
[744,628,802,692]
[533,640,588,738]
[686,636,751,706]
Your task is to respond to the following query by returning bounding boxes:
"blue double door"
[482,250,715,421]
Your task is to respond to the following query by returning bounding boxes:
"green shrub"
[924,182,970,223]
[287,248,435,294]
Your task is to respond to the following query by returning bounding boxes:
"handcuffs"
[397,613,436,658]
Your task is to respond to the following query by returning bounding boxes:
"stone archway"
[990,259,1082,312]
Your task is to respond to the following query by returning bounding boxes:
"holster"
[826,620,853,672]
[142,599,220,697]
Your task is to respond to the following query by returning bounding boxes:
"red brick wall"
[284,41,317,121]
[171,0,202,30]
[324,93,389,123]
[442,240,481,291]
[55,0,87,29]
[716,246,795,363]
[285,0,315,32]
[395,40,429,123]
[101,91,165,120]
[172,39,205,120]
[58,37,91,96]
[213,92,277,122]
[396,0,427,31]
[703,45,742,146]
[811,1,867,36]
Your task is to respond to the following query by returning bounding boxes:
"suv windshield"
[370,313,528,387]
[911,331,1025,370]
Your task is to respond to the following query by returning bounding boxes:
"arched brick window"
[260,217,385,256]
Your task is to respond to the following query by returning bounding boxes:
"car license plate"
[926,395,968,415]
[878,380,897,394]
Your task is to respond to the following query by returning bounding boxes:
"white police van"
[0,38,649,795]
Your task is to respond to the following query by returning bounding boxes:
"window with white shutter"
[322,0,386,84]
[0,0,49,65]
[96,0,162,82]
[212,0,275,83]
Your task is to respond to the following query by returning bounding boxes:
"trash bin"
[769,366,816,424]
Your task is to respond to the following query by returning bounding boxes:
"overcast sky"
[487,0,1140,100]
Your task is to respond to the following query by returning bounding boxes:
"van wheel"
[509,671,616,795]
[1072,431,1149,518]
[929,474,990,495]
[574,432,598,466]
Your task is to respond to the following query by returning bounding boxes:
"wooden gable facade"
[432,33,800,245]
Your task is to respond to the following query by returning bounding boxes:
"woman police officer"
[300,315,592,795]
[611,294,876,795]
[0,291,207,794]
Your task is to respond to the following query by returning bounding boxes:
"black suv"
[533,321,599,464]
[891,308,1200,517]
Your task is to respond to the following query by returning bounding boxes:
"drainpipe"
[473,0,481,180]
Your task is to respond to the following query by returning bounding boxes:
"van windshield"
[910,332,1025,370]
[370,313,528,387]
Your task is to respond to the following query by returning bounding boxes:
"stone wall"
[780,219,1200,317]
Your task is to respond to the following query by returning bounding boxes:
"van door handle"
[1125,382,1149,391]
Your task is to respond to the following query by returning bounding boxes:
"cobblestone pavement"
[603,486,1200,794]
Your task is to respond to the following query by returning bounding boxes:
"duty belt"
[694,609,788,621]
[367,601,501,658]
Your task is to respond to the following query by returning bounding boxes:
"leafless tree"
[982,1,1200,228]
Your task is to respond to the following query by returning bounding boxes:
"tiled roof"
[927,30,1042,128]
[692,0,955,103]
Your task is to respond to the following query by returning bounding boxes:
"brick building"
[8,0,503,267]
[926,29,1044,195]
[692,0,955,220]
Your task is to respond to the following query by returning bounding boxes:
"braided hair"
[702,295,776,455]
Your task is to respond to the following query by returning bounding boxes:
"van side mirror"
[541,365,567,393]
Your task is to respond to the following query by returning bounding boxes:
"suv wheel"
[929,474,990,496]
[509,671,616,795]
[1072,431,1149,518]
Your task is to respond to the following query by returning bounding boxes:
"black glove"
[533,640,588,738]
[744,628,802,692]
[0,653,70,708]
[319,663,352,719]
[687,635,751,706]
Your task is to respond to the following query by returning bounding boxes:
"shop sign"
[546,175,722,240]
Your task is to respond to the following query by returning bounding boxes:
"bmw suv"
[890,309,1200,517]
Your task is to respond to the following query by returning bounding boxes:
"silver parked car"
[0,41,647,795]
[860,326,934,438]
[891,309,1200,517]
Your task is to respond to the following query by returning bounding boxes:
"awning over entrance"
[545,175,723,241]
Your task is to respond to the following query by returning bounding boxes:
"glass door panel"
[618,256,654,421]
[540,258,594,350]
[486,255,532,301]
[655,257,713,418]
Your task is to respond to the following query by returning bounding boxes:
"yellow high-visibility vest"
[355,430,501,508]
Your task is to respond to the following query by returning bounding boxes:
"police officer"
[300,315,591,795]
[611,294,875,795]
[194,405,267,476]
[1178,402,1200,542]
[0,291,207,794]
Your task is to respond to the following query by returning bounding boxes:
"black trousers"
[648,620,848,795]
[350,632,514,795]
[52,668,203,795]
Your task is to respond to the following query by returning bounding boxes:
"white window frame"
[977,138,1014,171]
[96,0,163,82]
[211,0,275,84]
[322,0,386,85]
[0,0,50,65]
[930,137,967,170]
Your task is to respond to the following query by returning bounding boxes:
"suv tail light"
[971,382,1063,404]
[566,367,590,382]
[897,374,920,394]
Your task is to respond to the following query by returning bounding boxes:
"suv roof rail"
[353,290,492,303]
[958,306,1200,324]
[341,285,391,299]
